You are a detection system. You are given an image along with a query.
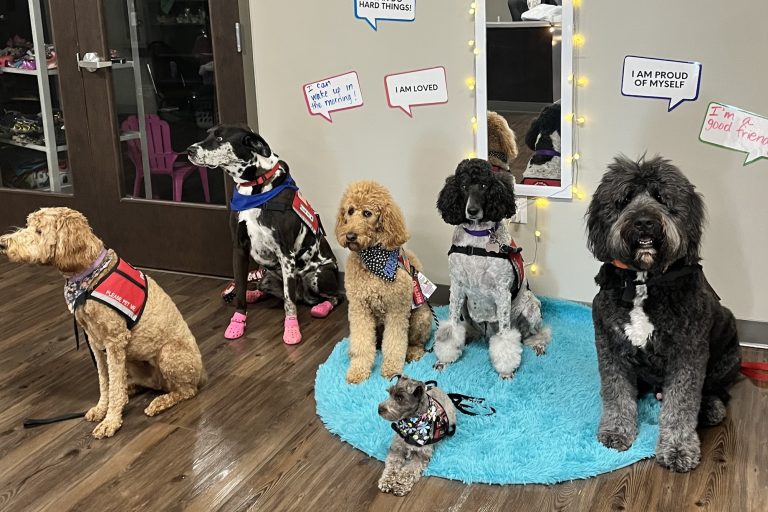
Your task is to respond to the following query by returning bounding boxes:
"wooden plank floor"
[0,261,766,512]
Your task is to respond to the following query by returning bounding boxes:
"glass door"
[0,0,248,275]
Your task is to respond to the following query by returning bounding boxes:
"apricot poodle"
[335,182,432,384]
[0,207,206,438]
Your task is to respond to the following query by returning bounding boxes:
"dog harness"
[448,225,526,298]
[392,394,455,447]
[64,249,148,329]
[230,170,324,236]
[605,258,715,306]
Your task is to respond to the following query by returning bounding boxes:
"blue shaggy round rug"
[315,298,661,485]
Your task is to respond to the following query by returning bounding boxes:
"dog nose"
[467,207,480,216]
[634,217,656,231]
[0,240,6,252]
[187,146,198,157]
[377,404,387,416]
[346,232,357,242]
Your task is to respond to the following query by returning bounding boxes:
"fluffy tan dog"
[335,182,432,384]
[487,111,519,172]
[0,207,206,438]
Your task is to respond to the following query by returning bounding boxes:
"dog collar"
[391,395,455,447]
[534,149,561,157]
[462,223,499,237]
[605,259,713,305]
[66,247,108,285]
[237,161,281,188]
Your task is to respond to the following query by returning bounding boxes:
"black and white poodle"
[434,159,551,378]
[586,155,741,473]
[522,102,561,186]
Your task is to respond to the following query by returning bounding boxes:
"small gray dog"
[586,155,741,473]
[377,376,457,496]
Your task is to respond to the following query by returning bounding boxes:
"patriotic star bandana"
[359,245,400,282]
[391,395,455,447]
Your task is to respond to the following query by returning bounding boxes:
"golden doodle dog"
[0,208,206,438]
[335,181,432,384]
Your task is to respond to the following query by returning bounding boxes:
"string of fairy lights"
[468,0,587,275]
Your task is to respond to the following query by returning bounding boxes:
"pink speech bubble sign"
[303,71,364,123]
[699,102,768,166]
[384,66,448,117]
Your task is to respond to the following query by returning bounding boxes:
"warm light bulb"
[473,47,480,55]
[469,8,475,15]
[468,40,475,47]
[465,77,476,90]
[572,185,579,194]
[467,151,477,158]
[576,191,587,200]
[577,76,589,87]
[573,152,581,160]
[530,264,539,274]
[534,230,542,238]
[573,34,586,47]
[549,27,555,33]
[567,74,574,83]
[535,197,549,208]
[470,2,477,8]
[573,0,582,7]
[564,112,574,122]
[576,116,586,125]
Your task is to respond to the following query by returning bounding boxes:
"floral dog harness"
[391,395,456,447]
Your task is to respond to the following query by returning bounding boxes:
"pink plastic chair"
[122,114,210,202]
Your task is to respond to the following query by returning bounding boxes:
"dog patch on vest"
[87,259,148,329]
[292,191,322,235]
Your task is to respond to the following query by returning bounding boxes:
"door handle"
[77,52,113,72]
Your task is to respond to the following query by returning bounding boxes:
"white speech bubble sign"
[622,55,702,111]
[699,102,768,165]
[303,71,364,123]
[354,0,416,31]
[385,66,448,117]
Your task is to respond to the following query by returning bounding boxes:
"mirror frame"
[475,0,574,199]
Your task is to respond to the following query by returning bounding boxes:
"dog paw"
[84,405,107,423]
[380,361,404,380]
[391,477,414,497]
[656,433,701,473]
[92,417,122,439]
[498,371,516,380]
[406,346,425,362]
[532,344,547,356]
[377,477,393,493]
[346,366,371,384]
[597,429,635,452]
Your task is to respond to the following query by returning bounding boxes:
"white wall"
[250,0,768,323]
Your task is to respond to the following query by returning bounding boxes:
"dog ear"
[412,384,423,399]
[525,116,541,150]
[53,210,97,273]
[334,201,349,247]
[436,174,466,225]
[377,199,409,250]
[242,132,271,158]
[483,176,517,222]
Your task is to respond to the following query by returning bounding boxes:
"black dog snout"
[346,232,357,242]
[377,404,386,416]
[187,145,199,158]
[467,207,480,216]
[0,241,6,251]
[634,217,657,231]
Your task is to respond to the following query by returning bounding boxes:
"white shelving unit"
[0,0,145,194]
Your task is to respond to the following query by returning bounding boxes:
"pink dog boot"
[310,300,334,318]
[283,316,302,345]
[246,289,266,304]
[225,311,247,340]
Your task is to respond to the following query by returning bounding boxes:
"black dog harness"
[448,224,527,298]
[605,259,716,306]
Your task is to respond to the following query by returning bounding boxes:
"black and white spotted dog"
[586,155,741,473]
[521,102,561,186]
[434,159,551,378]
[188,126,342,344]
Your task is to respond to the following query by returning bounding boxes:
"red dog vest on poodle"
[65,250,148,329]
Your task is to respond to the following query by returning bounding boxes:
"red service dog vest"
[292,191,322,235]
[86,259,148,329]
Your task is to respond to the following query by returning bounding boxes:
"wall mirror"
[476,0,574,199]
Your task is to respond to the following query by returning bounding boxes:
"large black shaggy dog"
[586,155,741,473]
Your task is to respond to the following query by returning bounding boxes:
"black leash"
[22,319,97,429]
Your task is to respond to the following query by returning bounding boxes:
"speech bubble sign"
[384,66,448,116]
[621,55,702,111]
[303,71,364,123]
[699,102,768,165]
[354,0,416,31]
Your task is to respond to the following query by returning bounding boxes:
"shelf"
[0,136,66,152]
[0,66,59,76]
